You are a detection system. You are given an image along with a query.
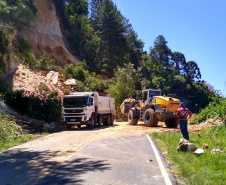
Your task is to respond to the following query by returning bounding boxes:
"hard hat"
[180,102,185,107]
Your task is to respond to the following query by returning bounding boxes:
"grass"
[152,125,226,185]
[0,112,38,151]
[0,134,37,151]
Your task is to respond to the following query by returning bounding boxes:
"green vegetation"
[0,111,37,151]
[0,0,38,71]
[152,125,226,185]
[152,98,226,184]
[197,96,226,125]
[2,90,61,123]
[54,0,143,75]
[108,63,146,114]
[36,55,60,72]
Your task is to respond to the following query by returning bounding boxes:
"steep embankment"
[21,0,79,66]
[2,0,77,96]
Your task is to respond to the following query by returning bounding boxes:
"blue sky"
[112,0,226,97]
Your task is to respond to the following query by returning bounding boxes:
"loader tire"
[144,108,158,127]
[165,118,179,128]
[128,110,138,125]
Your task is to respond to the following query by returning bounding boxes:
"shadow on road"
[64,124,119,131]
[0,149,110,185]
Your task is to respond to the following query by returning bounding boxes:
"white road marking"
[146,134,172,185]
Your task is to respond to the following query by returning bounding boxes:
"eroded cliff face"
[22,0,79,66]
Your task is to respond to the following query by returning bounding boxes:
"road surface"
[0,122,178,185]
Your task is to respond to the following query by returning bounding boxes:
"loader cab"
[142,89,161,102]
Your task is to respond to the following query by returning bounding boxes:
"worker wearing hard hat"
[178,102,192,141]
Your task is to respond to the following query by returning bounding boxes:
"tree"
[108,63,145,113]
[64,0,90,55]
[89,0,102,22]
[150,35,172,68]
[123,18,144,69]
[184,61,201,80]
[170,52,187,75]
[95,0,128,75]
[0,0,36,30]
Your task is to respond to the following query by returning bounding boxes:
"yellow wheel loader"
[121,89,180,128]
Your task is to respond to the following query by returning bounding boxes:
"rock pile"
[177,138,204,155]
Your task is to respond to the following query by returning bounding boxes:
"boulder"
[179,138,190,145]
[46,71,59,85]
[211,147,223,154]
[177,142,197,152]
[43,123,50,131]
[202,143,209,149]
[43,122,56,132]
[193,148,205,155]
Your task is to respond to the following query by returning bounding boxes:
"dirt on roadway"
[4,121,174,163]
[1,121,171,185]
[1,120,219,185]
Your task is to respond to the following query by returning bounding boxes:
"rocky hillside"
[21,0,79,66]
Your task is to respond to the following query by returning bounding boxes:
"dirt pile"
[12,64,64,97]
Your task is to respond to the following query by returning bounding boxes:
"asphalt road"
[0,122,178,185]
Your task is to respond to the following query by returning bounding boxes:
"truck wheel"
[88,115,95,129]
[67,124,72,129]
[110,115,114,125]
[144,108,158,127]
[93,114,97,126]
[165,118,179,128]
[107,115,111,126]
[97,115,102,127]
[103,116,107,126]
[128,110,138,125]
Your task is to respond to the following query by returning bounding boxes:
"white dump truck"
[62,92,115,129]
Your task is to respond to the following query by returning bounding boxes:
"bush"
[0,31,9,55]
[198,96,226,125]
[13,35,36,67]
[0,56,6,73]
[82,77,111,93]
[108,63,145,115]
[0,112,23,142]
[2,90,61,123]
[0,111,38,151]
[62,62,89,82]
[25,0,39,16]
[36,55,60,72]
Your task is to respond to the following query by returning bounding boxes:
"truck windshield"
[63,96,88,107]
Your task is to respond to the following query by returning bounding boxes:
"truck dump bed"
[93,93,115,114]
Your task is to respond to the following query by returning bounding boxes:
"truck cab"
[62,92,115,129]
[62,93,95,129]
